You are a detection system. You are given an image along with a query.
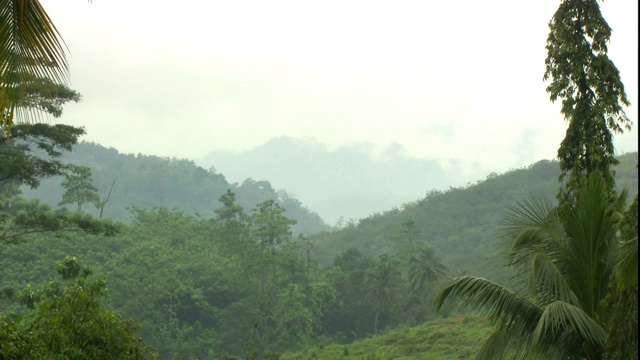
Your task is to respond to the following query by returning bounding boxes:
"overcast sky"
[40,0,638,175]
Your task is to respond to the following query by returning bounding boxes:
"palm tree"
[435,173,631,360]
[1,0,71,134]
[407,244,447,294]
[365,255,403,335]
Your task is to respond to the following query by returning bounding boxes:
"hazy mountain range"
[198,136,500,224]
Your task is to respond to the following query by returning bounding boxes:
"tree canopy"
[544,0,632,207]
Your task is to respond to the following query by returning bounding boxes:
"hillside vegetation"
[4,144,636,358]
[280,315,492,360]
[308,152,637,284]
[21,141,331,235]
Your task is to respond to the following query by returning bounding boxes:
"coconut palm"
[365,255,403,335]
[435,173,630,360]
[1,0,70,134]
[407,244,447,294]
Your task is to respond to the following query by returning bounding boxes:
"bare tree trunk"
[99,178,116,219]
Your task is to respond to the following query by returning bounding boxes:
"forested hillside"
[307,153,638,284]
[3,150,636,358]
[21,141,331,235]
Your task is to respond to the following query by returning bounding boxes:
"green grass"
[280,315,493,360]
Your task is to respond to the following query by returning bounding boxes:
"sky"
[40,0,638,178]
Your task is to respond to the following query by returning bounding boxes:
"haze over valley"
[200,136,513,224]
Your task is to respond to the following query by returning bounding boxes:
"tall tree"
[214,189,250,255]
[365,254,403,335]
[436,3,636,356]
[250,200,296,339]
[394,219,422,258]
[544,0,631,207]
[0,75,81,199]
[544,3,637,357]
[58,164,100,211]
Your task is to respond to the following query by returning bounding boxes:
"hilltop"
[21,141,331,235]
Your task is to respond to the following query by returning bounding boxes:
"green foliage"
[613,194,638,290]
[435,174,633,359]
[2,155,636,359]
[272,284,314,351]
[58,164,100,211]
[308,155,637,283]
[1,0,71,133]
[603,193,638,360]
[22,141,330,235]
[0,123,84,191]
[365,255,403,335]
[0,81,84,225]
[9,73,81,118]
[1,197,119,244]
[280,315,493,360]
[0,257,159,359]
[321,249,376,341]
[407,245,447,296]
[310,161,558,284]
[603,287,638,360]
[0,123,106,244]
[544,0,631,206]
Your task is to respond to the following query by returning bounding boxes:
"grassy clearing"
[280,315,492,360]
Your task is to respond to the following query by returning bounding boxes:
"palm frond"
[475,327,551,360]
[508,228,560,277]
[475,328,510,360]
[435,276,541,335]
[560,174,625,316]
[614,235,638,290]
[503,197,566,273]
[533,300,607,352]
[0,1,68,81]
[529,252,580,306]
[502,196,557,235]
[1,0,69,131]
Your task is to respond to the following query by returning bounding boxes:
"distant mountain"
[21,142,331,235]
[198,137,492,225]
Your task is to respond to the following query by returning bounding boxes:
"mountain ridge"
[198,136,494,224]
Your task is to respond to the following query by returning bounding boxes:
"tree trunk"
[374,309,379,335]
